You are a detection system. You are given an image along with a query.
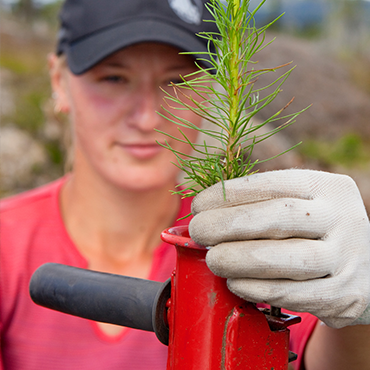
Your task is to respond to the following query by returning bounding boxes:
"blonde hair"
[46,54,74,173]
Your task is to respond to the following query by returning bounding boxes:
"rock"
[0,125,48,195]
[253,33,370,141]
[0,69,15,117]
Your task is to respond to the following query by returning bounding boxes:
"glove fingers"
[191,170,318,214]
[190,197,328,246]
[227,277,366,328]
[206,239,335,280]
[227,277,334,310]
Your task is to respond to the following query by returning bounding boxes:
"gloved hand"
[189,169,370,329]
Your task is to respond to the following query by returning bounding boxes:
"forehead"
[96,42,196,70]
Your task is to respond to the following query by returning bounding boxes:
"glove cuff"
[350,304,370,326]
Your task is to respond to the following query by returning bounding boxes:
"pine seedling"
[157,0,309,200]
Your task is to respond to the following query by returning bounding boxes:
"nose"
[126,84,164,133]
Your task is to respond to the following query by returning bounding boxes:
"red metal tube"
[161,225,299,370]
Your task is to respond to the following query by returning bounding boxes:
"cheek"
[72,96,110,126]
[68,92,122,149]
[67,77,121,128]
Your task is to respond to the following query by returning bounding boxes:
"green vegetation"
[12,89,48,133]
[299,133,370,169]
[158,0,308,200]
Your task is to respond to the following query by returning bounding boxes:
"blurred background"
[1,0,369,214]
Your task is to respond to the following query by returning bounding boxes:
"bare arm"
[304,322,370,370]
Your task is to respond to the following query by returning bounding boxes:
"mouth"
[117,142,164,160]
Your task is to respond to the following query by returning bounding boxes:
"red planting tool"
[30,225,301,369]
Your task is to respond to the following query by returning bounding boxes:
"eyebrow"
[167,63,195,71]
[102,61,128,68]
[100,61,195,73]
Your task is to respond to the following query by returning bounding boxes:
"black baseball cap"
[57,0,218,75]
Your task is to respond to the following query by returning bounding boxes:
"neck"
[60,171,180,276]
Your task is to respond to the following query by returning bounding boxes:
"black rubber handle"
[29,263,164,332]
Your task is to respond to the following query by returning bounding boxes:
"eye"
[167,77,183,85]
[101,75,128,84]
[160,77,184,92]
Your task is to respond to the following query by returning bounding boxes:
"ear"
[48,53,70,114]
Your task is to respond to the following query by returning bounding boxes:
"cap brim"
[66,19,213,75]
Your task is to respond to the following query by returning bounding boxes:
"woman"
[1,0,370,369]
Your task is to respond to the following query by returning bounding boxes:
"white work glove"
[189,169,370,329]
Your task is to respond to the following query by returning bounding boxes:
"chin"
[110,171,177,193]
[118,181,174,193]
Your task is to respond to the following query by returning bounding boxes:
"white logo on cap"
[168,0,203,25]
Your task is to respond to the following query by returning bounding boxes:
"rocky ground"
[1,20,369,214]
